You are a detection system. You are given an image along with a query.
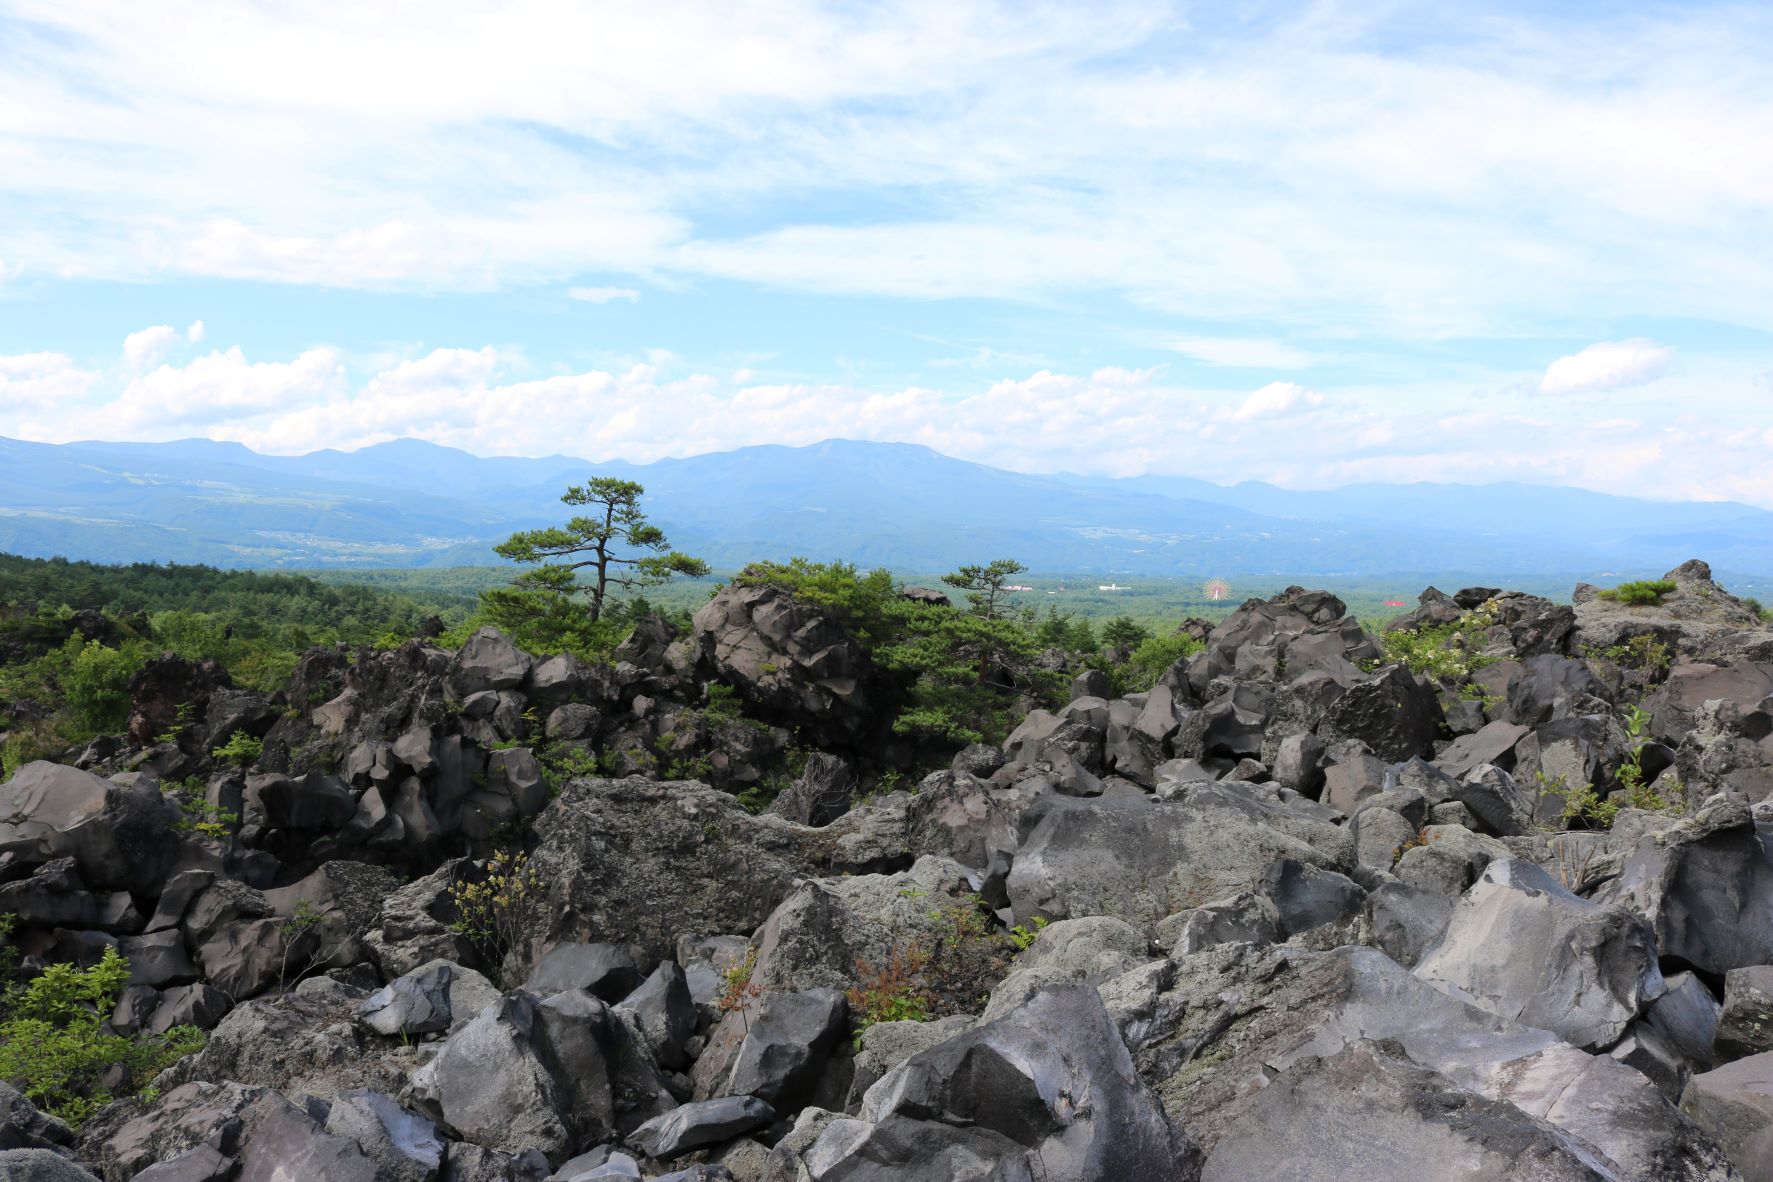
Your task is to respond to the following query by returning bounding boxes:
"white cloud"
[187,320,206,343]
[1229,381,1324,421]
[1166,337,1322,369]
[0,352,96,413]
[5,333,1772,508]
[567,286,640,304]
[0,2,1767,342]
[122,325,182,370]
[1539,339,1673,395]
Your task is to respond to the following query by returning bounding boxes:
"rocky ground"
[5,559,1773,1181]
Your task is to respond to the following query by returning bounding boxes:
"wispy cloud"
[0,2,1769,342]
[1540,339,1673,395]
[566,286,641,304]
[1166,337,1323,369]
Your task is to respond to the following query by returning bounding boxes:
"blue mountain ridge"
[0,435,1764,578]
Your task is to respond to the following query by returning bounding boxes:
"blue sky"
[1,0,1770,503]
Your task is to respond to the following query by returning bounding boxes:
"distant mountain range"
[1,434,1769,580]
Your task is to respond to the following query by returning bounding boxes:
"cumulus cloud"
[187,320,206,343]
[122,325,182,370]
[0,352,96,413]
[4,333,1772,507]
[1229,381,1324,421]
[567,286,640,304]
[1539,339,1674,395]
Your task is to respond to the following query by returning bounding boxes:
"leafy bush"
[717,946,764,1033]
[1112,632,1204,695]
[735,559,902,647]
[0,947,203,1126]
[1597,579,1678,606]
[847,945,933,1047]
[1100,616,1151,649]
[1379,602,1500,682]
[447,850,546,984]
[1585,634,1672,674]
[61,637,142,734]
[210,731,263,768]
[739,558,1065,747]
[164,776,239,838]
[1006,916,1048,951]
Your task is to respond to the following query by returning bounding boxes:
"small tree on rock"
[485,477,708,655]
[942,559,1027,621]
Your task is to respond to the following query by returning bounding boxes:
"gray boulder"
[615,962,698,1070]
[0,761,180,893]
[0,1084,73,1154]
[627,1097,773,1160]
[692,987,847,1108]
[131,1146,234,1181]
[1718,966,1773,1061]
[452,628,532,695]
[1392,824,1512,900]
[234,1090,388,1182]
[1006,783,1352,935]
[1680,1052,1773,1182]
[0,1150,100,1180]
[407,995,574,1162]
[1270,733,1326,798]
[1594,796,1773,975]
[524,777,826,964]
[324,1089,446,1182]
[1159,891,1280,957]
[1437,721,1531,779]
[118,929,198,988]
[1137,944,1735,1181]
[1319,665,1442,762]
[1261,858,1365,938]
[1321,751,1389,814]
[692,583,878,742]
[523,944,640,1003]
[1011,915,1150,986]
[1415,859,1663,1049]
[1650,971,1725,1074]
[1365,880,1453,968]
[440,1145,550,1182]
[746,856,978,995]
[792,984,1194,1182]
[1200,1039,1622,1182]
[357,963,455,1037]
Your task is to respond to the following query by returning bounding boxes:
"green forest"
[2,524,1520,777]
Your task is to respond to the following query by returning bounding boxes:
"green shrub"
[1100,616,1151,649]
[847,945,932,1047]
[1597,579,1678,607]
[1380,601,1500,682]
[61,637,142,735]
[447,850,545,984]
[1006,916,1049,951]
[735,559,901,647]
[1112,632,1204,695]
[210,731,263,768]
[0,947,203,1126]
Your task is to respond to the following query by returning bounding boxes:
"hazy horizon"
[19,430,1773,511]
